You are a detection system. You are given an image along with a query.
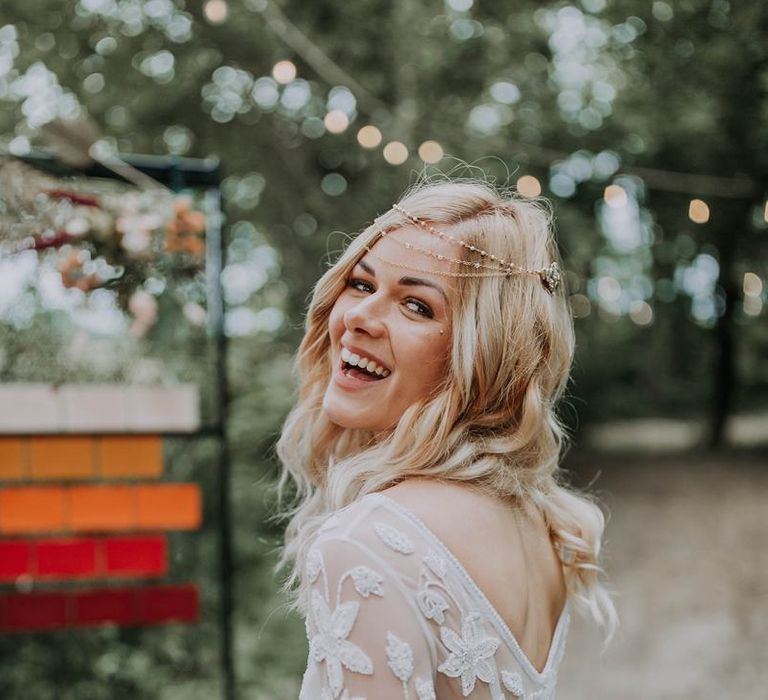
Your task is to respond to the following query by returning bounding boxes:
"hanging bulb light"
[688,199,710,223]
[603,184,627,208]
[357,125,382,149]
[383,141,408,165]
[516,175,542,198]
[418,140,444,164]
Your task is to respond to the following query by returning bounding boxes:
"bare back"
[381,478,567,673]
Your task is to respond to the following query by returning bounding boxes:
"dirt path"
[557,450,768,699]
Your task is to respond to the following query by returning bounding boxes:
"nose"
[343,293,386,337]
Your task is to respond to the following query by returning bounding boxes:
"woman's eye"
[405,299,433,318]
[347,278,373,293]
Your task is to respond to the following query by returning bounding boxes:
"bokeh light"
[418,140,444,163]
[597,276,622,302]
[203,0,228,24]
[383,141,408,165]
[272,60,296,85]
[629,300,654,326]
[323,110,349,134]
[321,173,347,196]
[517,175,542,198]
[688,199,710,224]
[570,293,591,318]
[604,184,627,208]
[357,125,382,149]
[744,295,763,316]
[743,272,763,297]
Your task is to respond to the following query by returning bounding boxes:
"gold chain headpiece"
[370,203,561,294]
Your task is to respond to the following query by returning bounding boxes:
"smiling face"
[322,225,456,432]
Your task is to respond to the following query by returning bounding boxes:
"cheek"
[398,336,451,387]
[328,298,348,337]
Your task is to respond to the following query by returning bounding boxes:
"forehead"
[359,224,460,285]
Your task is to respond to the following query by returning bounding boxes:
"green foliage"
[0,0,767,697]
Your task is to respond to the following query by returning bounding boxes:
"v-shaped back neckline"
[367,492,570,682]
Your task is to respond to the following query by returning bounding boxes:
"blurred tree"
[0,0,767,697]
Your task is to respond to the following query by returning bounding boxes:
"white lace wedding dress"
[299,493,570,700]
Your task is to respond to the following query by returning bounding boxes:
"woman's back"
[298,483,570,699]
[382,479,568,673]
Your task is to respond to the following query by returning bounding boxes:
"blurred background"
[0,0,766,698]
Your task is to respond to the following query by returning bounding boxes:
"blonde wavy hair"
[276,176,618,642]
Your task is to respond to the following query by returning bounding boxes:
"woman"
[277,178,617,699]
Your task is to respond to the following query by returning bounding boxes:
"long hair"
[276,175,618,642]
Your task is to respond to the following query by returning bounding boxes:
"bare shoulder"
[380,478,513,532]
[379,478,532,556]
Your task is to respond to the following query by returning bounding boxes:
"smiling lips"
[340,346,390,378]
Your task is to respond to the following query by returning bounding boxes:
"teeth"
[340,346,390,376]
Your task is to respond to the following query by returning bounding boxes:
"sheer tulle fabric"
[300,494,569,700]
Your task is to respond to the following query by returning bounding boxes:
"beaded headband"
[366,203,562,294]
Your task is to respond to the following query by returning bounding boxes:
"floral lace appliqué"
[307,548,324,584]
[417,587,450,624]
[500,669,524,697]
[415,677,437,700]
[424,550,447,579]
[309,589,373,697]
[374,521,415,554]
[386,632,414,682]
[438,613,500,696]
[349,565,384,598]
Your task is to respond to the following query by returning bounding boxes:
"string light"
[357,125,382,149]
[323,110,349,134]
[383,141,408,165]
[743,272,763,297]
[418,140,444,163]
[272,60,296,85]
[688,198,710,223]
[259,44,768,232]
[516,175,541,198]
[203,0,228,24]
[604,184,627,208]
[246,14,766,234]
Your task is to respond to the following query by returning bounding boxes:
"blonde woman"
[277,178,617,699]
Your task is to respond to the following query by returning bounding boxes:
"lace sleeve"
[300,535,438,700]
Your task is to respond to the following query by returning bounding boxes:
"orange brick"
[29,436,96,481]
[98,436,163,479]
[0,437,25,481]
[0,487,67,534]
[136,484,201,530]
[69,485,136,532]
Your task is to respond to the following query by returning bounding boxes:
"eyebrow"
[357,258,449,306]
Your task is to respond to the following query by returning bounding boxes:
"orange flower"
[164,198,206,257]
[57,250,102,291]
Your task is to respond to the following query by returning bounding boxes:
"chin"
[322,392,388,431]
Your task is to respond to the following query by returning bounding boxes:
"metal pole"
[204,186,236,700]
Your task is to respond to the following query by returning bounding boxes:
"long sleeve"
[300,535,438,700]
